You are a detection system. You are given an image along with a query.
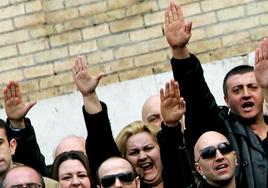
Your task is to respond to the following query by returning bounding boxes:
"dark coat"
[171,54,268,188]
[83,103,153,188]
[7,118,49,177]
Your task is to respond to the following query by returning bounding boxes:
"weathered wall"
[0,52,255,164]
[0,0,268,107]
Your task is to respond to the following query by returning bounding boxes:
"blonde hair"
[115,121,160,158]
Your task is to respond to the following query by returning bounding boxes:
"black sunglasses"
[197,142,233,162]
[100,171,137,187]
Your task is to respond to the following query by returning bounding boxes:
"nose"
[71,176,81,186]
[215,150,224,161]
[138,151,148,160]
[114,178,124,188]
[242,87,251,98]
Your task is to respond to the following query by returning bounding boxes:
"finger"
[15,82,22,101]
[3,88,8,102]
[25,101,37,114]
[160,88,165,102]
[259,43,263,62]
[174,81,180,99]
[165,82,169,97]
[262,38,268,60]
[169,80,175,97]
[95,72,107,83]
[175,3,185,25]
[179,97,186,112]
[171,2,178,21]
[77,56,83,71]
[165,10,170,28]
[6,82,12,99]
[185,21,192,36]
[10,81,16,98]
[168,3,174,22]
[80,56,88,71]
[255,47,260,65]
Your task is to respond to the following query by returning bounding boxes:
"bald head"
[141,95,162,127]
[194,131,230,161]
[194,131,237,187]
[54,135,86,159]
[3,166,44,188]
[97,157,140,188]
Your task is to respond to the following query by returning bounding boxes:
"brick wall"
[0,0,267,107]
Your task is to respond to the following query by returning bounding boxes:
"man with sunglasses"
[194,131,237,188]
[97,157,140,188]
[165,2,268,188]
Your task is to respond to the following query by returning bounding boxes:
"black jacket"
[7,118,49,177]
[171,54,268,188]
[83,102,162,188]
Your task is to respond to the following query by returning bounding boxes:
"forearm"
[157,123,195,188]
[83,92,102,114]
[83,102,120,184]
[172,46,190,59]
[9,118,49,176]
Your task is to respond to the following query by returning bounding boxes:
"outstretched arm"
[160,79,185,127]
[3,81,49,176]
[4,81,36,128]
[72,55,106,114]
[73,56,120,185]
[255,38,268,105]
[165,2,192,59]
[158,80,195,188]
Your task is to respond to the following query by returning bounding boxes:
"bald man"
[141,95,162,127]
[97,157,140,188]
[194,131,237,188]
[53,135,86,159]
[3,166,45,188]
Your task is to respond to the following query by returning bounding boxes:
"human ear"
[9,139,17,155]
[234,152,238,166]
[224,96,230,107]
[194,162,203,175]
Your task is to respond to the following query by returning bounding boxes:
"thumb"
[95,72,107,83]
[25,101,37,114]
[185,21,192,35]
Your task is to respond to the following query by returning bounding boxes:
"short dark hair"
[51,150,93,186]
[223,65,254,97]
[0,119,11,142]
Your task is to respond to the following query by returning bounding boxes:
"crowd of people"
[0,2,267,188]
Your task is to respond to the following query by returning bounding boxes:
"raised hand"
[3,81,36,128]
[160,79,186,127]
[72,56,106,97]
[255,38,268,88]
[165,2,192,51]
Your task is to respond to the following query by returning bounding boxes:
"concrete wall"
[0,51,255,164]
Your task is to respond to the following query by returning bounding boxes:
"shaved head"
[54,135,86,159]
[142,95,162,127]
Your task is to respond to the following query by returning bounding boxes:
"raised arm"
[4,81,36,128]
[165,2,192,59]
[72,56,120,185]
[160,79,185,127]
[165,2,224,154]
[72,55,105,114]
[255,38,268,106]
[3,81,49,176]
[157,79,195,188]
